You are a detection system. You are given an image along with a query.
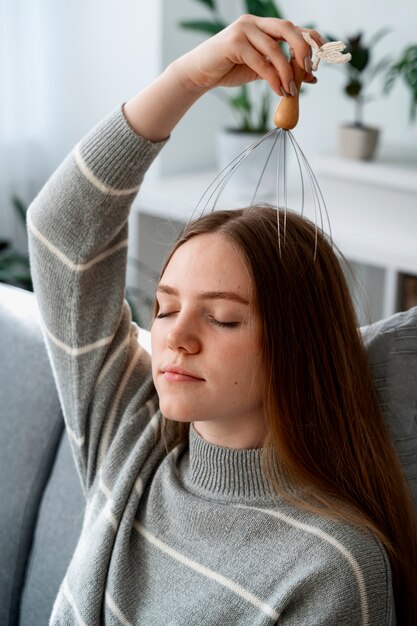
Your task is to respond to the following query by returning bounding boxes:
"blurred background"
[1,0,417,327]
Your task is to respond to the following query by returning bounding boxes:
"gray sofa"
[0,283,85,625]
[0,282,416,625]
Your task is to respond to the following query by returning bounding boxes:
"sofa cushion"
[19,433,85,625]
[360,306,417,509]
[0,284,69,625]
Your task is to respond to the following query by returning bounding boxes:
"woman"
[27,15,416,625]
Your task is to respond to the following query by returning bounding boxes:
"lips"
[162,365,205,381]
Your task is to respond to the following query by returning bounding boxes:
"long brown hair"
[152,205,417,622]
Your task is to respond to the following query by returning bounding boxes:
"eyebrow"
[156,284,250,305]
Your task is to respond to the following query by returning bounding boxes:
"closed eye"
[209,317,240,329]
[155,312,240,329]
[155,312,177,320]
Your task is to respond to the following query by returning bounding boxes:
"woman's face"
[151,232,265,445]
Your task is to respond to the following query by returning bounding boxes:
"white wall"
[0,1,163,251]
[41,0,163,174]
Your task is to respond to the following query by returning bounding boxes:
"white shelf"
[311,143,417,194]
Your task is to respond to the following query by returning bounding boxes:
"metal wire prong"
[283,131,288,246]
[276,132,283,258]
[287,131,305,218]
[187,119,333,265]
[191,128,277,220]
[210,129,278,212]
[290,134,333,248]
[286,132,332,260]
[250,129,280,206]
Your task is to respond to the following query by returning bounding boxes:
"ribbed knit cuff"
[78,103,169,191]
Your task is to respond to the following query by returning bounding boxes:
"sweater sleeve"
[27,104,168,497]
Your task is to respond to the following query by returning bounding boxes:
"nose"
[166,314,201,354]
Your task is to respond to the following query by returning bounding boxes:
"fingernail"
[311,76,318,84]
[289,47,295,59]
[304,56,312,73]
[289,80,298,97]
[280,87,289,97]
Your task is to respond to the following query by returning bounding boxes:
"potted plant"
[179,0,297,196]
[329,28,392,160]
[383,44,417,125]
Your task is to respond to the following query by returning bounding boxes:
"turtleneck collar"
[178,423,279,504]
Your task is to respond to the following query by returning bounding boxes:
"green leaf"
[366,26,392,49]
[229,85,251,113]
[345,79,361,98]
[324,33,340,44]
[256,89,271,132]
[228,86,252,131]
[382,45,417,123]
[243,0,283,19]
[383,68,397,94]
[403,45,417,91]
[179,20,227,35]
[407,96,417,122]
[12,195,27,225]
[193,0,216,10]
[366,55,393,84]
[348,47,369,73]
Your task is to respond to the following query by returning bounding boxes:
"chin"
[162,414,194,424]
[158,399,195,422]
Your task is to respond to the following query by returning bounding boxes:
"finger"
[303,74,318,84]
[289,49,318,84]
[239,40,285,96]
[250,17,326,73]
[243,24,294,94]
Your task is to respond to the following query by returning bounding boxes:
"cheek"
[150,322,162,351]
[219,342,260,380]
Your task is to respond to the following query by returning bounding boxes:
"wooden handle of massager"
[273,58,308,130]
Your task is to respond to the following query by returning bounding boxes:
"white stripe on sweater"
[66,423,85,448]
[97,345,144,469]
[62,577,88,626]
[74,143,141,196]
[27,212,128,272]
[43,320,115,356]
[99,477,118,531]
[133,522,280,621]
[236,504,369,626]
[105,590,133,626]
[95,333,134,389]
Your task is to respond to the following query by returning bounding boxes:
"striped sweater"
[27,104,395,625]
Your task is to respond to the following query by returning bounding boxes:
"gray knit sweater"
[27,105,395,625]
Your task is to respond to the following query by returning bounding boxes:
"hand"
[172,15,324,96]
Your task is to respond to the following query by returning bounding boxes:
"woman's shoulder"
[274,501,395,624]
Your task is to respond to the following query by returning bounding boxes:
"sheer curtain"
[0,0,164,254]
[0,1,49,251]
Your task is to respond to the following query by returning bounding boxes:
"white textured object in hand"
[301,32,352,72]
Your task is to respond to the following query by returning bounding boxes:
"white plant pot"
[216,128,278,201]
[337,125,381,161]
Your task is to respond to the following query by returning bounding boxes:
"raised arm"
[123,15,321,141]
[27,16,324,498]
